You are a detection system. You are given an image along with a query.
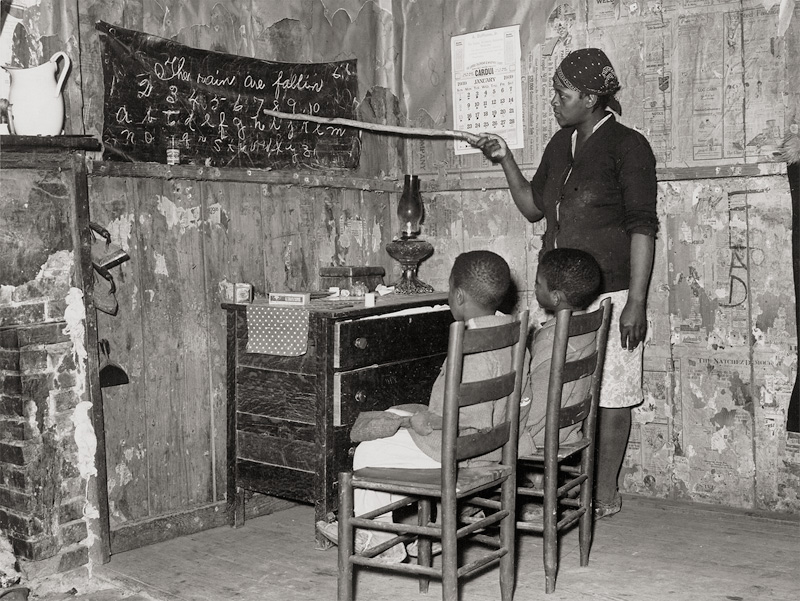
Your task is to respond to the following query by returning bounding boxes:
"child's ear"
[451,286,465,307]
[550,288,567,309]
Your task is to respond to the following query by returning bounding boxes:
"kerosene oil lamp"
[385,174,434,294]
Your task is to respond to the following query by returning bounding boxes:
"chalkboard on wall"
[97,21,360,170]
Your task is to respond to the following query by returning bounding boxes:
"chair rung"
[516,520,544,533]
[458,509,509,537]
[464,496,502,510]
[357,532,414,559]
[518,476,587,499]
[470,532,501,547]
[516,506,586,533]
[349,516,439,538]
[558,474,587,497]
[351,555,440,578]
[457,548,507,578]
[557,508,585,530]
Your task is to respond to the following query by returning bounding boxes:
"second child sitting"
[520,247,603,474]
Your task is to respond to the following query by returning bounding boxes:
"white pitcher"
[2,51,70,135]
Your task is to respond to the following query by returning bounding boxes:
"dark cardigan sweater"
[531,115,659,293]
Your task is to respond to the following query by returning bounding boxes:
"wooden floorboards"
[71,496,798,601]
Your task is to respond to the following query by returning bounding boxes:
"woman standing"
[472,48,659,518]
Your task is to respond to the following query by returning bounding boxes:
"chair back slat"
[561,353,597,383]
[456,422,511,461]
[458,372,516,408]
[554,349,599,429]
[558,393,591,427]
[461,320,521,354]
[566,308,604,337]
[556,351,598,428]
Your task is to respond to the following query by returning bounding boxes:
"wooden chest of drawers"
[223,293,452,543]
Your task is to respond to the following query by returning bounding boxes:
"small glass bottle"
[166,135,180,165]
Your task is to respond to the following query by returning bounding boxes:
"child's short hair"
[538,248,601,309]
[451,250,511,310]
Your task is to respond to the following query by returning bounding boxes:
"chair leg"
[543,493,558,594]
[338,472,355,601]
[578,467,594,566]
[417,498,432,593]
[499,479,516,601]
[544,530,557,594]
[441,497,459,601]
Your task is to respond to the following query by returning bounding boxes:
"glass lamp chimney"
[397,174,423,238]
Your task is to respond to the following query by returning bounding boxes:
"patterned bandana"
[553,48,622,115]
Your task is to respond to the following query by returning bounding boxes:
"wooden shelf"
[1,134,102,151]
[1,135,102,170]
[6,135,783,189]
[90,160,401,191]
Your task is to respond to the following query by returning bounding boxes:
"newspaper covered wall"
[402,0,799,513]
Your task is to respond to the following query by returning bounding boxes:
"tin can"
[235,283,253,303]
[219,280,235,302]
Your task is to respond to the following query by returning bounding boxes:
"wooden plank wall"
[88,173,396,541]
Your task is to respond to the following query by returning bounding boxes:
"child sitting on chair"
[522,247,602,453]
[317,250,533,563]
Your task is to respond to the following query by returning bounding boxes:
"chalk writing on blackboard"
[97,21,360,169]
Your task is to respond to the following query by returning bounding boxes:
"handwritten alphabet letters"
[97,22,360,169]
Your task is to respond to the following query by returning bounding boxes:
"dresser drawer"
[334,308,452,370]
[332,355,444,426]
[237,366,317,423]
[236,412,316,471]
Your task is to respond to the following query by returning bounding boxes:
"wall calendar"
[451,25,523,156]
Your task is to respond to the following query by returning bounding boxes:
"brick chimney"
[1,138,107,584]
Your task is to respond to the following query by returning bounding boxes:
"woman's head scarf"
[553,48,622,115]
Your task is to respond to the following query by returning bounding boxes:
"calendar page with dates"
[451,24,523,156]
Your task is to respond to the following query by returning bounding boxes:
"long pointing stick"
[262,108,481,145]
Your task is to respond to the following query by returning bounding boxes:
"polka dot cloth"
[246,305,310,356]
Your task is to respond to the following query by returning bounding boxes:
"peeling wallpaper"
[621,176,799,512]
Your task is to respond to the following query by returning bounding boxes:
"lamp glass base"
[393,269,434,295]
[385,238,435,295]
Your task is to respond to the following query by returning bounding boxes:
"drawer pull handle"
[354,337,368,350]
[355,390,367,403]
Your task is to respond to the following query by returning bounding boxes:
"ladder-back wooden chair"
[516,298,611,593]
[337,310,529,601]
